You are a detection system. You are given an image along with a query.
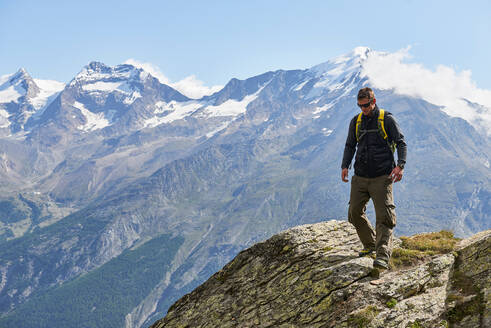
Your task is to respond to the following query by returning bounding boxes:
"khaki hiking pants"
[348,174,396,262]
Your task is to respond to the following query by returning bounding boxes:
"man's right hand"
[341,168,349,182]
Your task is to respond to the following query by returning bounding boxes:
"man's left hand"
[389,166,404,183]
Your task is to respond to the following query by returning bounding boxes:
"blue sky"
[1,0,490,89]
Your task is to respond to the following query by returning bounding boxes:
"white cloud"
[171,75,223,99]
[362,47,491,134]
[124,59,222,99]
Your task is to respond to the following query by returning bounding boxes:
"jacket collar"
[368,105,379,118]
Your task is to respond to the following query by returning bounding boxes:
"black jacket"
[341,105,407,178]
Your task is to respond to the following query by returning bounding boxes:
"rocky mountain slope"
[151,220,490,328]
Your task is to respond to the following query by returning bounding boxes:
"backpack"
[355,109,397,154]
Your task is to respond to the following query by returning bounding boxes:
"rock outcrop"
[152,220,489,327]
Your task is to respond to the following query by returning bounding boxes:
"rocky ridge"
[151,220,490,328]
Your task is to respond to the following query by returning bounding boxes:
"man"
[341,87,407,270]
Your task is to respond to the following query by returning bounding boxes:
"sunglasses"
[357,100,373,108]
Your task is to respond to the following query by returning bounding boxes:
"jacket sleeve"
[341,117,357,169]
[385,113,407,168]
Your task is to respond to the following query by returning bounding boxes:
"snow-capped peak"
[300,47,370,99]
[305,46,491,135]
[0,68,64,132]
[310,46,370,78]
[71,61,150,87]
[0,68,35,104]
[0,68,32,87]
[0,67,64,109]
[352,46,371,59]
[3,68,31,85]
[67,62,154,106]
[15,67,29,76]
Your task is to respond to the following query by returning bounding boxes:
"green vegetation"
[0,194,46,243]
[0,197,32,224]
[347,305,380,328]
[0,206,117,305]
[407,320,422,328]
[386,298,397,308]
[390,230,460,269]
[400,230,460,253]
[322,245,333,252]
[0,234,183,328]
[391,248,433,268]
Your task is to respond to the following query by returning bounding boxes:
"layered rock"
[151,220,490,328]
[446,230,490,327]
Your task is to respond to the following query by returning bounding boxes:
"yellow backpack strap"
[355,113,363,141]
[378,109,388,140]
[378,109,397,153]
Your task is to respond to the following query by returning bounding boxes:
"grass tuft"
[347,305,379,328]
[407,320,422,328]
[390,230,460,270]
[386,298,397,308]
[400,230,460,253]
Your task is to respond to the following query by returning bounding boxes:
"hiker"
[341,87,407,270]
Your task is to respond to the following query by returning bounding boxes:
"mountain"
[149,221,490,327]
[0,68,64,134]
[33,61,191,137]
[0,47,489,327]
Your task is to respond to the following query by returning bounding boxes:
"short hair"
[357,87,374,100]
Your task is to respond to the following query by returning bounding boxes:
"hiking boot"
[373,258,389,269]
[358,248,375,257]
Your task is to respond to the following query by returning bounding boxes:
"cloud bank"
[362,47,491,134]
[124,59,222,99]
